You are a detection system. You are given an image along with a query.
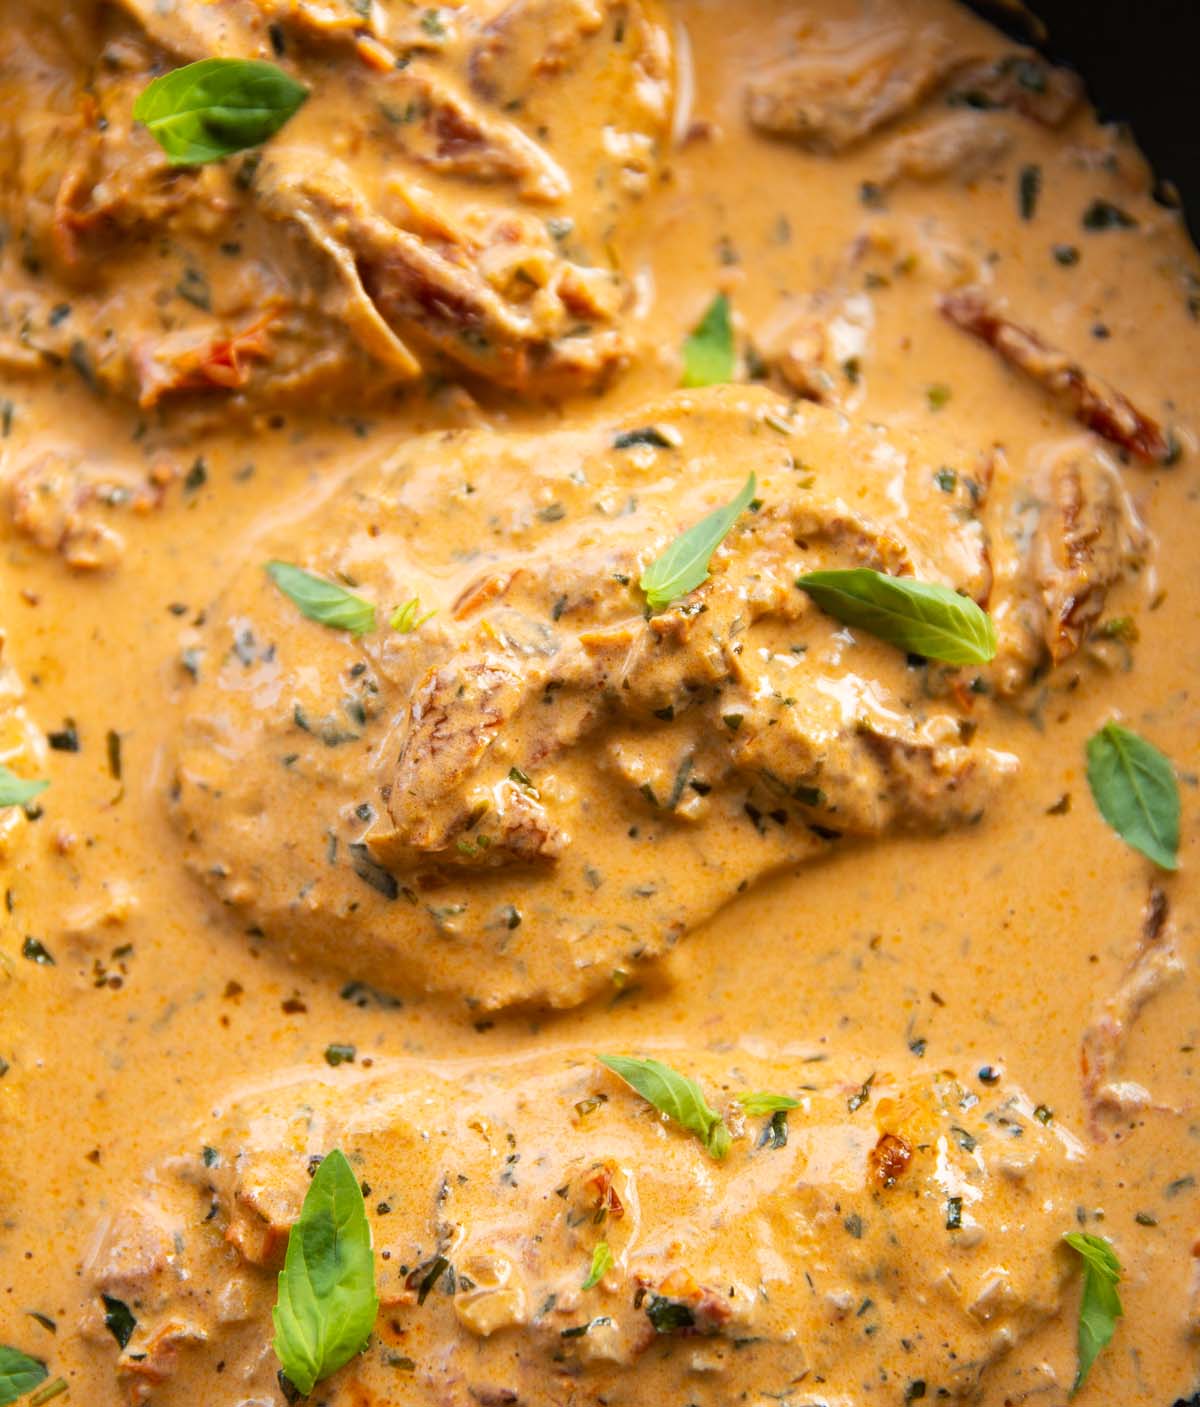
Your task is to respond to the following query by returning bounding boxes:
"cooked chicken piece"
[115,0,435,63]
[5,450,175,570]
[754,288,874,405]
[348,51,581,201]
[261,166,629,394]
[0,7,223,274]
[82,1049,1083,1406]
[1081,887,1185,1139]
[874,110,1013,187]
[941,286,1172,462]
[945,51,1084,128]
[0,0,671,407]
[745,16,1081,157]
[745,21,967,152]
[172,386,1072,1009]
[986,438,1150,695]
[472,0,617,100]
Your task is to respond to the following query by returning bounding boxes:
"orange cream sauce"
[1,1,1199,1403]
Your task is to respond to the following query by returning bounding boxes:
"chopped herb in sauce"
[390,597,435,633]
[581,1240,613,1289]
[644,1295,694,1333]
[1082,199,1136,231]
[101,1296,136,1350]
[1018,163,1041,220]
[612,426,672,450]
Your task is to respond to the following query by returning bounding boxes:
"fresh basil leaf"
[795,568,997,665]
[682,293,734,388]
[582,1241,613,1290]
[0,1347,48,1406]
[0,767,48,809]
[1063,1232,1122,1394]
[640,473,756,611]
[737,1090,799,1115]
[1085,723,1179,870]
[272,1148,378,1396]
[266,562,376,635]
[598,1055,731,1158]
[134,58,308,166]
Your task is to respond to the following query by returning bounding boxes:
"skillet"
[966,0,1200,236]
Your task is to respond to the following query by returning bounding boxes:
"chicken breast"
[80,1046,1085,1406]
[0,0,672,408]
[170,384,1123,1010]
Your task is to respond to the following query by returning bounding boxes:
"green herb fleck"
[1018,163,1041,220]
[102,1296,136,1349]
[1082,199,1136,231]
[582,1241,613,1290]
[644,1296,694,1333]
[390,597,435,633]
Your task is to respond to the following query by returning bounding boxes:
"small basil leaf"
[682,293,734,388]
[266,562,376,635]
[0,1347,48,1406]
[1063,1232,1122,1394]
[582,1241,613,1290]
[598,1055,731,1158]
[1085,723,1179,870]
[134,58,308,166]
[0,767,48,809]
[795,568,997,665]
[737,1090,799,1115]
[272,1148,378,1396]
[640,473,756,611]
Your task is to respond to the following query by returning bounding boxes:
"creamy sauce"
[1,1,1199,1404]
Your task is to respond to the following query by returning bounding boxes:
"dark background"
[965,1,1199,235]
